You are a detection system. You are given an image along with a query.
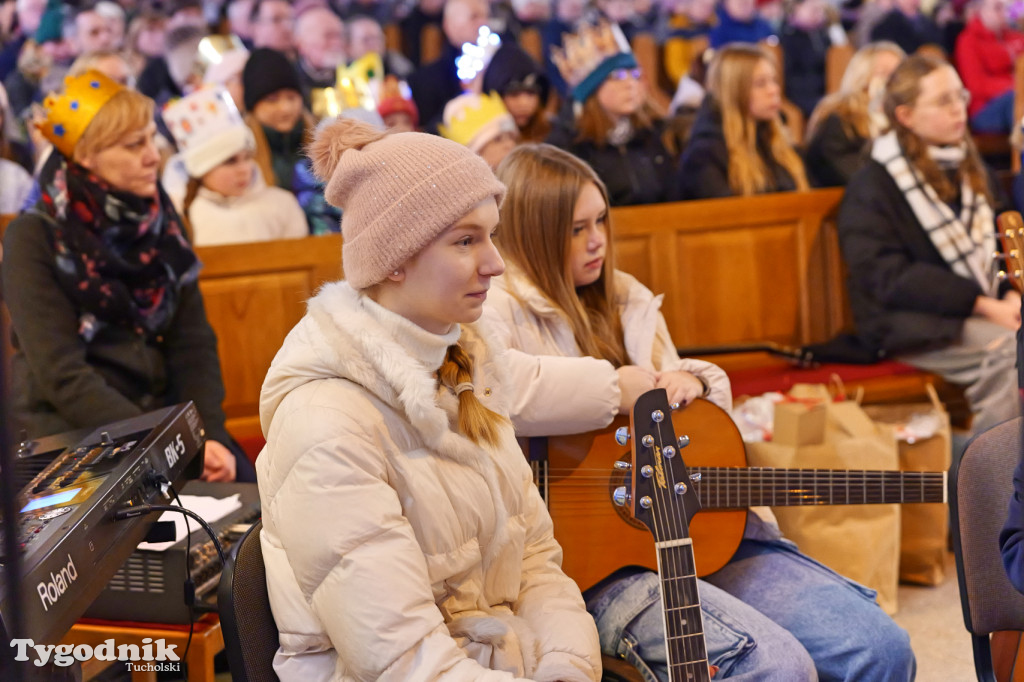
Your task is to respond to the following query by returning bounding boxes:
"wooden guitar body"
[530,399,749,590]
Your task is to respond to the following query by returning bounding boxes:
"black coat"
[2,212,232,447]
[804,113,870,187]
[780,25,830,119]
[546,120,675,206]
[870,10,944,56]
[674,98,799,200]
[837,160,989,354]
[408,42,463,133]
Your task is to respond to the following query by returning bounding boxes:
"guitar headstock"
[613,389,703,542]
[996,210,1024,292]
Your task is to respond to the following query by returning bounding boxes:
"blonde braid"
[438,344,509,447]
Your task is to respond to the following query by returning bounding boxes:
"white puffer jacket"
[257,281,601,682]
[482,267,732,436]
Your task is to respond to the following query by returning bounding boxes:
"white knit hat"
[163,86,254,178]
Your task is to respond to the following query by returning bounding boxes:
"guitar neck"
[657,540,711,682]
[691,467,947,508]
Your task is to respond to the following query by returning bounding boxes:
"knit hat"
[482,43,550,106]
[439,92,517,154]
[34,0,64,45]
[242,48,301,112]
[163,86,255,177]
[309,118,506,289]
[552,20,638,103]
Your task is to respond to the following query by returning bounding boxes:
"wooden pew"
[825,43,854,95]
[194,234,342,442]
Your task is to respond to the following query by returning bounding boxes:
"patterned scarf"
[871,130,997,296]
[34,151,200,341]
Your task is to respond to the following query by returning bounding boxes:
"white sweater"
[170,176,308,246]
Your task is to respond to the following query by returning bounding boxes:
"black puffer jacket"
[674,98,799,200]
[804,113,870,187]
[546,119,675,206]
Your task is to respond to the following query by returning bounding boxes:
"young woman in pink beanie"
[255,118,601,681]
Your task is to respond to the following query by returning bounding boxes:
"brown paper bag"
[863,384,951,586]
[746,384,902,614]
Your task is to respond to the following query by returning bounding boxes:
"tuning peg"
[613,461,632,471]
[669,402,681,411]
[998,270,1008,280]
[612,486,630,507]
[614,427,630,445]
[662,445,677,458]
[652,410,664,423]
[678,435,691,448]
[641,435,654,448]
[690,472,702,483]
[641,465,654,478]
[674,482,688,495]
[639,496,652,509]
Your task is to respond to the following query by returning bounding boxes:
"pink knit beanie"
[309,118,507,289]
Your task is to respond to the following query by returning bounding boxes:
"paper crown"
[163,86,253,178]
[439,92,516,153]
[39,70,124,158]
[197,34,247,73]
[552,20,637,103]
[310,53,386,120]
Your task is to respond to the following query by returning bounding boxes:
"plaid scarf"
[871,130,996,296]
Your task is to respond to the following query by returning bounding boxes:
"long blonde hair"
[495,144,628,367]
[884,54,990,204]
[806,41,905,141]
[706,44,809,196]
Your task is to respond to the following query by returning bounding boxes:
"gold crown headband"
[38,70,124,158]
[551,21,636,102]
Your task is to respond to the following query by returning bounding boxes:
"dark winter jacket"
[546,119,675,206]
[708,6,775,48]
[1,212,232,447]
[674,98,799,199]
[837,160,992,354]
[780,24,831,119]
[804,112,869,187]
[408,41,463,133]
[870,9,943,56]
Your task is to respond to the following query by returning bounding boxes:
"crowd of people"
[1,0,1024,680]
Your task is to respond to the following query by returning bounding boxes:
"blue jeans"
[971,90,1015,134]
[585,515,916,681]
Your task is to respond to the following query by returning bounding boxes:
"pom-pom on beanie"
[309,118,506,289]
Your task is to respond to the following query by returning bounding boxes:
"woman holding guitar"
[256,120,601,680]
[485,143,915,681]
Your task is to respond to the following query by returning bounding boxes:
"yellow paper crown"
[551,20,632,92]
[310,54,386,120]
[438,92,513,149]
[39,70,123,158]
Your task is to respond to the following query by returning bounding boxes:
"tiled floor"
[892,552,976,682]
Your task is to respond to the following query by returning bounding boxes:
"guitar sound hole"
[611,453,648,531]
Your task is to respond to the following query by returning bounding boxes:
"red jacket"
[954,15,1024,116]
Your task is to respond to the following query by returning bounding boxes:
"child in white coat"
[163,87,307,246]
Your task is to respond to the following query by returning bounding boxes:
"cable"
[169,483,193,682]
[113,496,227,682]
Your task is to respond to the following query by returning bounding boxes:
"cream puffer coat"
[257,281,601,682]
[482,267,733,436]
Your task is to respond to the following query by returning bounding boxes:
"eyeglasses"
[917,89,971,110]
[608,68,642,82]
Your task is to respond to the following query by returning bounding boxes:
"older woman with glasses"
[838,54,1021,438]
[547,20,676,206]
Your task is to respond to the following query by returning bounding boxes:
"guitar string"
[654,415,707,678]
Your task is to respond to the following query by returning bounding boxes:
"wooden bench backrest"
[825,43,855,95]
[195,190,847,438]
[631,33,672,111]
[195,234,343,440]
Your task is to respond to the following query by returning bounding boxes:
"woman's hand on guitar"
[655,370,705,407]
[616,365,657,414]
[974,294,1022,330]
[201,440,237,482]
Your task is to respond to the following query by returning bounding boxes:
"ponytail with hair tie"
[438,344,509,447]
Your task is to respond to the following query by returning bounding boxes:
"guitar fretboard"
[657,539,711,682]
[691,468,946,508]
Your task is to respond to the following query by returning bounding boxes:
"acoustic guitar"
[524,397,946,590]
[997,211,1024,293]
[619,388,711,681]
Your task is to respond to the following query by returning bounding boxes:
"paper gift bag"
[746,385,902,614]
[864,384,951,586]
